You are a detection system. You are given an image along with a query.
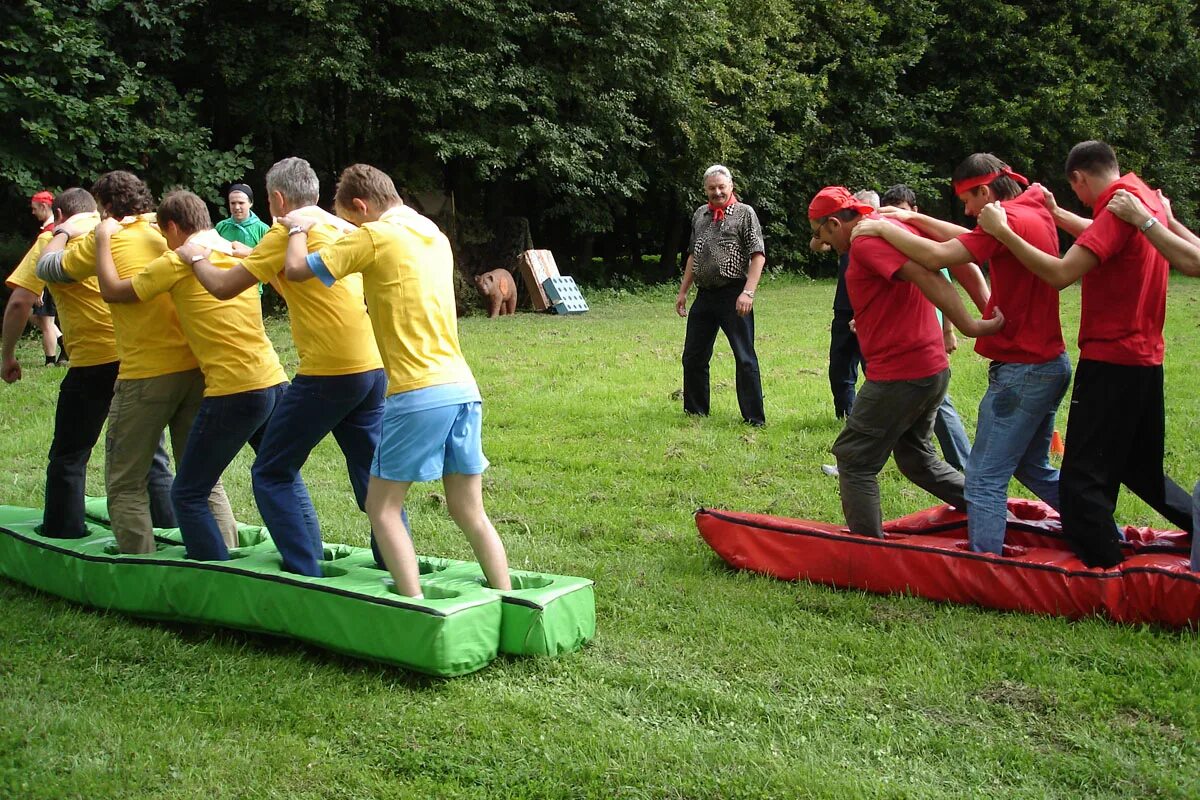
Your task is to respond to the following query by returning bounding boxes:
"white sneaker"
[821,464,839,477]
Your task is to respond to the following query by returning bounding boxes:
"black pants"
[1059,359,1193,566]
[43,361,176,538]
[828,312,863,419]
[682,284,765,424]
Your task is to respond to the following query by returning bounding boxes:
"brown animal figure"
[475,269,517,318]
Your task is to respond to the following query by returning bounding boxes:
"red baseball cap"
[32,190,54,205]
[808,186,875,221]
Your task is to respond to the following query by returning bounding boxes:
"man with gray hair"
[179,156,388,577]
[675,164,766,425]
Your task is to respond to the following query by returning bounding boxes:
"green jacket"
[215,211,270,247]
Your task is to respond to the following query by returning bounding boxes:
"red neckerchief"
[709,193,737,222]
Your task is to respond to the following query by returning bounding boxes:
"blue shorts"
[372,400,488,482]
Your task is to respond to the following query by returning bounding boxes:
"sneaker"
[821,464,839,477]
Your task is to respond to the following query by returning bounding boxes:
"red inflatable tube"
[695,499,1198,628]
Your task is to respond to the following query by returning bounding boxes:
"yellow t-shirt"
[314,205,474,396]
[239,207,382,376]
[62,214,198,379]
[6,213,118,367]
[130,230,286,397]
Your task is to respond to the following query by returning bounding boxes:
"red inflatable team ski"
[696,500,1198,627]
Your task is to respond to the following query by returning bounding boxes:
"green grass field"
[0,276,1197,799]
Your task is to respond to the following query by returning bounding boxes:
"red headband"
[952,167,1029,196]
[808,186,876,221]
[32,191,54,205]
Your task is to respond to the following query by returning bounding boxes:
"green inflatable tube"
[0,502,595,676]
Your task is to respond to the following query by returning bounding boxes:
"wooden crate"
[518,249,561,311]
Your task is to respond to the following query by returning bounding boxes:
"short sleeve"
[131,252,183,302]
[315,226,374,282]
[685,208,703,255]
[62,231,98,281]
[741,206,765,256]
[851,236,908,280]
[1074,208,1131,263]
[240,226,287,283]
[6,238,48,294]
[957,225,1001,264]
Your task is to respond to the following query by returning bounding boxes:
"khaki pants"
[831,368,966,538]
[105,369,237,553]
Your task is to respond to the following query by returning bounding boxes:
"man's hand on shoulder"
[230,241,253,257]
[977,202,1010,236]
[878,206,914,222]
[1106,189,1152,228]
[850,218,886,241]
[1032,183,1058,213]
[94,217,120,240]
[175,241,211,265]
[278,213,316,233]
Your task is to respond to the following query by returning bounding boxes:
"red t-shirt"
[846,215,948,382]
[958,186,1065,363]
[1072,173,1169,366]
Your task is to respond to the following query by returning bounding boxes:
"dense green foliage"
[3,0,1200,276]
[1,278,1198,797]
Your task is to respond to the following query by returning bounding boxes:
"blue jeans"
[965,354,1071,554]
[173,383,290,561]
[934,393,972,472]
[251,370,386,576]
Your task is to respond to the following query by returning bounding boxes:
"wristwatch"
[190,253,206,263]
[288,226,307,236]
[1139,217,1158,233]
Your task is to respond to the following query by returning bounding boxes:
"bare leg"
[443,472,511,590]
[364,475,422,596]
[35,315,59,358]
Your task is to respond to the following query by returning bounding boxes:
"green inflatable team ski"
[0,501,595,677]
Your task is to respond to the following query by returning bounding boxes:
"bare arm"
[946,262,991,313]
[977,202,1097,289]
[899,261,1004,338]
[1035,183,1091,237]
[277,215,318,282]
[2,288,37,382]
[676,254,695,317]
[735,252,765,316]
[1107,189,1200,277]
[852,218,972,271]
[880,208,971,241]
[94,220,139,303]
[176,241,260,299]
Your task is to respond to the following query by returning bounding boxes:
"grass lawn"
[0,274,1196,799]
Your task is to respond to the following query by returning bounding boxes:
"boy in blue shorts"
[280,164,511,597]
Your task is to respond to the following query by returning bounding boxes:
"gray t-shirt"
[686,202,766,289]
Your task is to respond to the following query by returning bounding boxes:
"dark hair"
[91,171,154,218]
[880,184,917,208]
[333,164,400,212]
[815,208,862,227]
[52,187,96,218]
[156,190,211,235]
[1064,140,1119,177]
[952,153,1022,201]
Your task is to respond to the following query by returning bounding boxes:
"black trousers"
[682,283,765,424]
[43,361,176,538]
[828,312,863,419]
[1059,359,1193,566]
